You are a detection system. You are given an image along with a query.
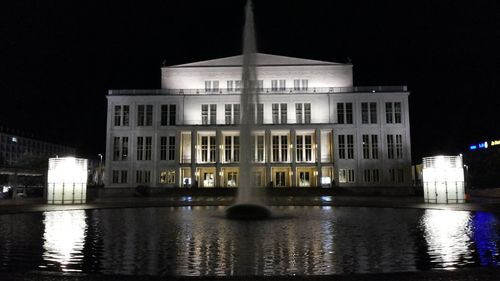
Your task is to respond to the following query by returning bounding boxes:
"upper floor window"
[160,136,176,161]
[114,105,129,126]
[361,102,377,124]
[293,79,308,91]
[137,136,152,161]
[272,103,287,124]
[251,135,265,162]
[137,105,153,126]
[225,104,240,125]
[385,102,402,124]
[112,136,128,161]
[338,134,354,159]
[337,102,353,124]
[160,104,176,126]
[296,134,313,162]
[202,104,217,125]
[271,79,286,91]
[205,80,219,92]
[295,103,311,124]
[199,135,216,163]
[227,80,242,92]
[224,135,240,163]
[272,135,289,162]
[362,134,378,159]
[387,134,403,159]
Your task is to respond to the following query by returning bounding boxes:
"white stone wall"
[161,65,353,90]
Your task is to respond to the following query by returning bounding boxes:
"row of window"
[112,168,405,185]
[114,104,177,127]
[338,134,404,160]
[114,101,402,127]
[206,79,309,92]
[339,168,405,183]
[113,133,404,163]
[337,102,402,124]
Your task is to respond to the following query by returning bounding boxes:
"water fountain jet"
[226,0,271,220]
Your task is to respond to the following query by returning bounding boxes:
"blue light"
[470,145,477,150]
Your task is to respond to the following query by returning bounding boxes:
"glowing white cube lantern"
[47,157,88,204]
[422,156,465,204]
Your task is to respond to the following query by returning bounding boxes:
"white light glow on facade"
[42,210,87,271]
[47,157,88,204]
[422,209,472,269]
[422,155,465,204]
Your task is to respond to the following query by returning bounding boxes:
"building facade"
[105,53,411,188]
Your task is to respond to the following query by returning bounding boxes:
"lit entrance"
[272,168,290,187]
[197,167,216,188]
[296,167,316,187]
[223,168,239,187]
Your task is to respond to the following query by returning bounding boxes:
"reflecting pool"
[0,206,499,276]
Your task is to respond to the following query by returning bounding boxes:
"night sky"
[1,0,499,163]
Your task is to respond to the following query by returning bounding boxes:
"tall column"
[291,129,297,187]
[316,128,322,187]
[216,129,222,187]
[265,129,272,187]
[191,129,197,187]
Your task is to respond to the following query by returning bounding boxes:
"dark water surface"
[0,206,499,276]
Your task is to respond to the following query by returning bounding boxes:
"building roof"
[169,53,345,68]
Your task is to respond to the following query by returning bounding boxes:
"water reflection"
[40,210,87,272]
[421,209,473,269]
[473,212,500,266]
[1,206,500,276]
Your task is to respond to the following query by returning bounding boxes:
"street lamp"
[97,154,103,185]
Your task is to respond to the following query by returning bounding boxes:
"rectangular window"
[235,80,242,91]
[389,169,396,182]
[113,137,128,161]
[169,104,176,125]
[252,135,265,162]
[114,106,121,126]
[210,104,216,125]
[112,170,128,184]
[137,105,153,126]
[272,104,279,124]
[280,103,287,124]
[293,79,308,91]
[372,169,379,182]
[362,135,370,159]
[160,170,176,184]
[272,135,288,162]
[361,103,368,124]
[227,80,234,91]
[256,103,264,124]
[205,80,219,92]
[114,105,129,126]
[168,136,176,160]
[338,135,345,159]
[371,135,379,159]
[271,80,278,91]
[347,135,354,159]
[200,136,216,163]
[279,80,286,91]
[161,105,168,126]
[296,103,303,124]
[386,102,393,124]
[224,135,240,162]
[202,104,217,125]
[160,137,167,160]
[136,170,151,184]
[337,103,344,124]
[339,169,355,183]
[296,135,313,162]
[304,103,311,124]
[137,136,152,161]
[396,134,403,159]
[394,102,402,123]
[387,135,395,159]
[225,104,232,125]
[364,169,371,182]
[346,103,353,124]
[370,103,377,124]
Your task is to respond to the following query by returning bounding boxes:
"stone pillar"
[316,128,322,187]
[291,129,297,187]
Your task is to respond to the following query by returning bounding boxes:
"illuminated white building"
[105,53,411,189]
